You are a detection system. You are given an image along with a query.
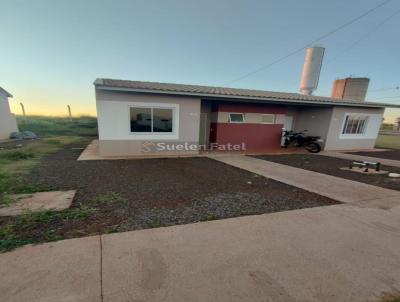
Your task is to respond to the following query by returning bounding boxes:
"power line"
[368,86,400,93]
[327,7,400,63]
[222,0,393,86]
[367,95,400,100]
[369,99,400,102]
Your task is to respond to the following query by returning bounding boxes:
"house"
[94,78,399,157]
[0,87,18,140]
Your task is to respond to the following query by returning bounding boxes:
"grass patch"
[17,115,97,137]
[15,207,94,224]
[0,207,94,252]
[0,150,35,160]
[375,134,400,149]
[0,136,84,203]
[0,116,99,251]
[0,136,85,174]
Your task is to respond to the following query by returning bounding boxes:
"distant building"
[0,87,18,139]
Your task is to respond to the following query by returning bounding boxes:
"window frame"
[260,114,276,124]
[340,114,369,137]
[128,102,179,140]
[228,113,245,123]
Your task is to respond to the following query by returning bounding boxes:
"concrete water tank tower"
[299,46,325,95]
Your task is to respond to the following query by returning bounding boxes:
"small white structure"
[0,87,18,139]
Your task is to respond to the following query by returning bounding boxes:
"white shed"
[0,87,18,140]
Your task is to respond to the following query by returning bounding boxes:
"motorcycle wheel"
[305,142,321,153]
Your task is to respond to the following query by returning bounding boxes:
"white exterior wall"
[293,107,333,145]
[95,89,201,156]
[0,91,18,140]
[324,106,384,151]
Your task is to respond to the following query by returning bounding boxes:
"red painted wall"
[210,102,286,151]
[210,123,283,151]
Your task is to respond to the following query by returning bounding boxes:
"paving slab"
[340,166,389,175]
[0,235,101,302]
[208,154,400,205]
[320,151,400,168]
[0,190,75,216]
[101,204,400,302]
[78,140,201,160]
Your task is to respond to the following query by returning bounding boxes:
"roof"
[94,78,400,109]
[0,87,12,98]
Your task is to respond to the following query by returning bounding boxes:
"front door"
[284,116,294,131]
[199,112,209,147]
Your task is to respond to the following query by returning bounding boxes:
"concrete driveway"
[1,202,400,302]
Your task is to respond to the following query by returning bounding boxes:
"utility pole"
[67,105,72,121]
[395,117,400,132]
[20,102,26,117]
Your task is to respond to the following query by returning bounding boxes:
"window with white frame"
[342,115,368,135]
[261,114,275,124]
[130,107,174,133]
[229,113,244,123]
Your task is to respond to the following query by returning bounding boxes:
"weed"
[0,224,35,252]
[0,238,35,252]
[202,214,218,221]
[149,220,163,228]
[15,207,94,225]
[0,172,53,204]
[105,225,121,234]
[60,207,94,220]
[91,192,128,206]
[0,194,13,206]
[0,224,14,238]
[380,294,400,302]
[0,206,95,252]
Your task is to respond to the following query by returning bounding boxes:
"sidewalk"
[1,203,400,302]
[207,154,400,207]
[319,151,400,168]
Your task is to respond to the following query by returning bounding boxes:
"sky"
[1,0,400,122]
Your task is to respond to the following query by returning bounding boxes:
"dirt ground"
[0,142,338,249]
[349,149,400,160]
[253,154,400,191]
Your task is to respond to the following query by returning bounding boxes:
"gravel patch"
[0,142,338,247]
[253,154,400,191]
[123,192,323,230]
[348,149,400,160]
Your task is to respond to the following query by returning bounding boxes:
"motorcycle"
[281,130,323,153]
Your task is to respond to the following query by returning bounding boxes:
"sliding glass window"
[130,107,173,133]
